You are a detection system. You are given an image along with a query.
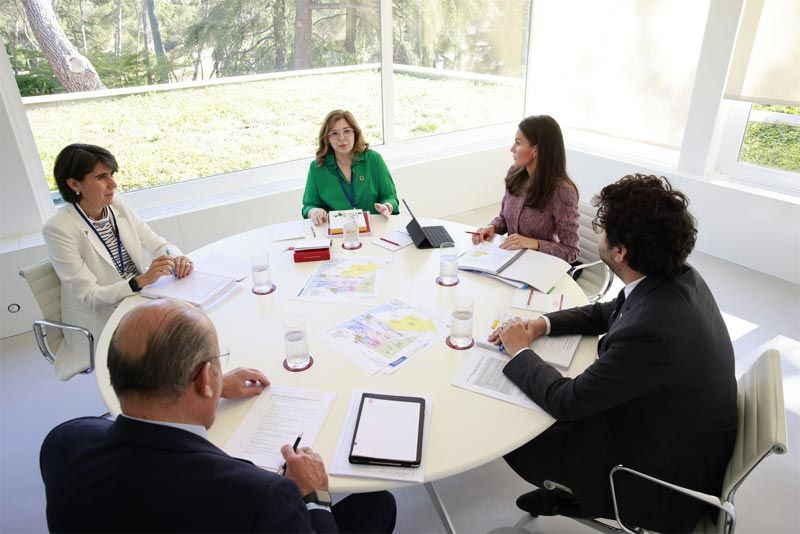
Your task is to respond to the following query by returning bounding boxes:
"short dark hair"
[593,174,696,278]
[505,115,577,210]
[108,305,215,399]
[53,144,119,204]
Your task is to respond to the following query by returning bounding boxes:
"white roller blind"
[725,0,800,106]
[527,0,710,149]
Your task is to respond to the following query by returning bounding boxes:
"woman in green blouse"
[302,110,399,224]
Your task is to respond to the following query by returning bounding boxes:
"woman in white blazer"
[43,144,193,380]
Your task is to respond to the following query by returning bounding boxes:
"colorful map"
[297,257,388,304]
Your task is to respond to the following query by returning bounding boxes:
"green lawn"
[24,73,799,193]
[26,70,524,192]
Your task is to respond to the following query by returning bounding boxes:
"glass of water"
[283,315,312,371]
[437,242,459,286]
[342,211,362,250]
[446,296,474,350]
[251,252,276,295]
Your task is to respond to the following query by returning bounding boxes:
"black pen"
[280,432,303,476]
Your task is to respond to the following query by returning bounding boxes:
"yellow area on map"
[387,315,437,332]
[341,263,380,277]
[471,251,488,257]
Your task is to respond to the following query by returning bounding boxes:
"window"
[391,0,530,140]
[739,104,800,174]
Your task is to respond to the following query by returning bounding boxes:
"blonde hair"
[315,110,369,166]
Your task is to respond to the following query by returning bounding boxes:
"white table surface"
[95,215,596,493]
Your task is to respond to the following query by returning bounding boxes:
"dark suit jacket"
[40,416,338,533]
[503,265,737,532]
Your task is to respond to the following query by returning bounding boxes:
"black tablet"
[348,393,425,468]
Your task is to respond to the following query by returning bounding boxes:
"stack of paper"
[457,242,570,292]
[141,270,238,311]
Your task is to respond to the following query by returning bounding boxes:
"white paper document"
[326,299,449,374]
[458,242,570,292]
[371,229,414,251]
[296,257,389,305]
[224,386,335,471]
[452,347,543,412]
[270,220,307,241]
[330,391,431,483]
[511,286,567,313]
[477,313,581,370]
[192,252,250,281]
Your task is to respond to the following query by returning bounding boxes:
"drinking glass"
[446,296,474,349]
[283,315,312,371]
[437,242,459,286]
[251,252,276,295]
[342,211,362,250]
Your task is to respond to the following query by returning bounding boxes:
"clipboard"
[348,393,425,468]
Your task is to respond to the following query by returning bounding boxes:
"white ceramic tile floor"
[1,204,798,533]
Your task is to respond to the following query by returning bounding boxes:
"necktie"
[609,288,626,328]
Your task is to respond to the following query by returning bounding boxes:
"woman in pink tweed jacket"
[472,115,580,263]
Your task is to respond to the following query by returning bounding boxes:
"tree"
[23,0,106,91]
[144,0,169,82]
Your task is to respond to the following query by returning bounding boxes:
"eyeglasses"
[328,128,354,141]
[591,217,604,235]
[192,348,230,380]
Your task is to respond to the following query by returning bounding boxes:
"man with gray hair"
[40,299,396,532]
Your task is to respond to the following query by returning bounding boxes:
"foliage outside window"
[2,0,528,194]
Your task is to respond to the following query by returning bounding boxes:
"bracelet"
[128,277,141,293]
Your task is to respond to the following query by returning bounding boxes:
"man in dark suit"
[40,299,396,533]
[493,174,737,532]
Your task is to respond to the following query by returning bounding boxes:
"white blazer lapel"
[69,206,120,273]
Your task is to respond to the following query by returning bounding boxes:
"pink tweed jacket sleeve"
[489,182,580,263]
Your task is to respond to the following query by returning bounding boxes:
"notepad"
[141,271,237,311]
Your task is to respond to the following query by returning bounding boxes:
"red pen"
[380,237,400,247]
[526,288,534,306]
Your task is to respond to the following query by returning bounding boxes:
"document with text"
[452,347,543,412]
[224,386,335,471]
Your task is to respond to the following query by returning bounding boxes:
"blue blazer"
[40,416,338,533]
[503,266,737,531]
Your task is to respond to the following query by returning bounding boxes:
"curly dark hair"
[593,174,696,278]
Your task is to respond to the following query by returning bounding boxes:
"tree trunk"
[77,0,87,53]
[115,0,122,57]
[273,0,286,70]
[145,0,168,82]
[24,0,106,91]
[293,0,311,69]
[345,7,356,53]
[140,0,153,84]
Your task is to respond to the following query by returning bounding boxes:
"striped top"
[489,181,581,263]
[81,205,141,279]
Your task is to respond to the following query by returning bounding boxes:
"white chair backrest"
[576,202,613,300]
[722,348,788,499]
[19,259,64,352]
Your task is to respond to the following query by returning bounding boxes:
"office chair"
[570,202,614,303]
[19,259,95,379]
[534,348,788,534]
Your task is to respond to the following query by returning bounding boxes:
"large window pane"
[2,0,381,195]
[392,0,529,140]
[527,0,709,149]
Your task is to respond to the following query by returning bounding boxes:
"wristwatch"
[128,277,141,293]
[302,489,332,506]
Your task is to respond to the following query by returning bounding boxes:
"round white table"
[95,215,596,501]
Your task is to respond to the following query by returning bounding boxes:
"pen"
[380,237,400,247]
[280,432,303,476]
[311,226,316,237]
[165,247,175,274]
[464,231,479,236]
[526,288,534,307]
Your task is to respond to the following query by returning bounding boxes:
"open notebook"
[457,241,571,292]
